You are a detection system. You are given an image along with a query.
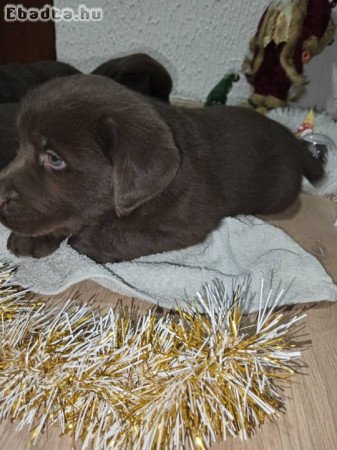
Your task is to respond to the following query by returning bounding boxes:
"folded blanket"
[1,215,336,313]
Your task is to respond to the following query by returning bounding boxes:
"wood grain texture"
[0,281,335,450]
[261,193,337,282]
[0,1,56,64]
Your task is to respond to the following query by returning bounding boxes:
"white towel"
[1,215,336,313]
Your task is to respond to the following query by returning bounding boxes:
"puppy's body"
[0,75,322,262]
[0,60,80,103]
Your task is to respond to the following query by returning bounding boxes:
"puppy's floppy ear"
[102,110,180,217]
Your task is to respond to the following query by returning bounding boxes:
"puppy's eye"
[40,150,66,170]
[47,151,63,166]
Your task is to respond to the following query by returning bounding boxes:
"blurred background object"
[243,0,336,113]
[92,53,172,102]
[53,0,337,116]
[0,61,80,103]
[1,1,336,116]
[0,1,56,63]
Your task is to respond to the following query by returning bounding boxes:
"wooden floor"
[0,281,336,450]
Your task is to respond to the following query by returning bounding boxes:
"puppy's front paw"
[7,233,61,258]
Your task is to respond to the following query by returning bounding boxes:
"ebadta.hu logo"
[4,4,103,22]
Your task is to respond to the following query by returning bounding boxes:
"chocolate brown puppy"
[92,53,172,102]
[0,75,323,263]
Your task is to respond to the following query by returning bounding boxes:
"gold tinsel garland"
[0,264,306,449]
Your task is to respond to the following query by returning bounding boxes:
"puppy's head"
[92,53,173,102]
[0,75,180,237]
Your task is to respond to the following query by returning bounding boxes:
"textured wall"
[55,0,336,113]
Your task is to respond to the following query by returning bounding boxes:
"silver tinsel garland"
[0,264,306,449]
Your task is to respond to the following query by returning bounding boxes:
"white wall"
[55,0,336,114]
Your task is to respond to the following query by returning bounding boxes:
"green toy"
[204,72,240,107]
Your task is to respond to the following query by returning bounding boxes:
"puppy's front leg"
[7,232,64,258]
[68,228,118,264]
